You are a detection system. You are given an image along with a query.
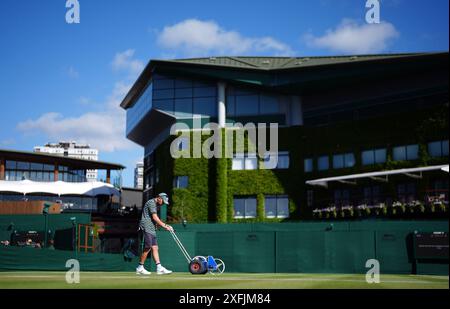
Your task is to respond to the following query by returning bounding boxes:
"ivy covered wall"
[148,104,448,223]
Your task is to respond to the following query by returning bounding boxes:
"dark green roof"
[157,53,427,70]
[120,52,448,109]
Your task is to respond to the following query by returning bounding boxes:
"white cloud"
[17,49,147,153]
[17,82,137,152]
[304,19,399,54]
[111,49,144,77]
[157,19,294,56]
[78,96,91,105]
[67,66,79,78]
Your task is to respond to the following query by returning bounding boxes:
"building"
[34,141,99,182]
[134,162,144,189]
[120,52,449,223]
[0,148,123,212]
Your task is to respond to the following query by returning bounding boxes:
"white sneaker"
[136,266,151,275]
[157,265,173,275]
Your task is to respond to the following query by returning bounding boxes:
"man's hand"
[164,224,174,232]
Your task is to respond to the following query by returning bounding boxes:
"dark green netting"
[0,218,448,274]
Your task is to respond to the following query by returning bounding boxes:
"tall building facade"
[34,141,99,182]
[134,162,144,189]
[120,53,449,223]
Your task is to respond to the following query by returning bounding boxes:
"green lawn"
[0,272,448,289]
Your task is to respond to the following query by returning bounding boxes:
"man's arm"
[151,213,173,231]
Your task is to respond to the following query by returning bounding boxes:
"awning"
[0,180,120,197]
[306,164,449,188]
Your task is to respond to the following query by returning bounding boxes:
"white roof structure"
[306,164,449,188]
[0,180,120,197]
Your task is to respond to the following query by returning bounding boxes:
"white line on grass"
[0,274,447,285]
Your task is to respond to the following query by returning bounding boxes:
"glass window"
[153,78,174,89]
[16,161,30,170]
[175,78,192,88]
[193,87,216,97]
[304,158,313,173]
[175,88,192,99]
[245,155,258,170]
[344,153,356,167]
[232,153,257,170]
[174,176,189,189]
[333,153,355,169]
[153,89,174,100]
[277,197,289,218]
[393,146,406,161]
[245,197,256,218]
[126,83,153,135]
[363,185,382,204]
[397,183,416,203]
[374,149,386,163]
[318,156,329,171]
[362,148,386,165]
[235,95,259,116]
[43,172,51,181]
[233,198,245,219]
[334,189,350,206]
[264,195,289,218]
[153,99,174,113]
[393,144,419,161]
[443,140,449,156]
[262,152,289,169]
[226,96,235,117]
[232,156,245,170]
[43,164,54,171]
[265,196,277,218]
[428,140,449,157]
[174,98,193,117]
[333,154,344,169]
[277,153,290,169]
[260,95,279,114]
[362,150,375,165]
[428,141,441,157]
[5,160,16,169]
[5,171,14,181]
[30,163,44,170]
[193,97,217,116]
[406,145,419,160]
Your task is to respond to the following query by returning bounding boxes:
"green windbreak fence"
[0,246,136,271]
[0,218,448,274]
[0,214,91,239]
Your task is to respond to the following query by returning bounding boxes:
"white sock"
[137,264,144,270]
[157,264,162,270]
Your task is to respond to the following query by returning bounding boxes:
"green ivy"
[152,105,448,223]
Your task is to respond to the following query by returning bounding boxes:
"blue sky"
[0,0,448,186]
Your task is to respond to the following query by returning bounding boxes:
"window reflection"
[4,160,86,182]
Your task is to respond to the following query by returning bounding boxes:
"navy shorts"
[142,232,158,250]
